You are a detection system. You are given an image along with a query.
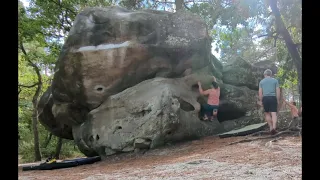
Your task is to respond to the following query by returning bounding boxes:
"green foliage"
[19,48,83,163]
[18,0,83,163]
[19,123,82,163]
[276,66,298,88]
[193,0,301,94]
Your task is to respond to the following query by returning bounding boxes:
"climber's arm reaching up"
[198,82,210,95]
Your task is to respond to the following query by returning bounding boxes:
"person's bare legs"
[264,112,273,131]
[271,112,277,130]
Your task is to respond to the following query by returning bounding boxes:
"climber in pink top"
[284,100,299,119]
[198,78,220,121]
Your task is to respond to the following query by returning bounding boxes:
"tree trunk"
[31,66,42,162]
[20,41,42,162]
[43,133,53,148]
[175,0,184,11]
[32,103,42,161]
[269,0,302,103]
[291,83,295,101]
[279,88,284,110]
[55,137,63,159]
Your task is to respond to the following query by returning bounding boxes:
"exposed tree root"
[269,137,283,142]
[248,123,301,137]
[228,130,299,146]
[247,130,270,137]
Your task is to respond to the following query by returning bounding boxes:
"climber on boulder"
[283,100,300,129]
[197,77,220,121]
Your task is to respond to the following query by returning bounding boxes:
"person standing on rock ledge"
[258,69,280,135]
[198,77,220,121]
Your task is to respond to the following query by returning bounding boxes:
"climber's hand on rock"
[257,100,262,106]
[197,81,201,86]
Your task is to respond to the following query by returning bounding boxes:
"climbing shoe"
[45,157,57,164]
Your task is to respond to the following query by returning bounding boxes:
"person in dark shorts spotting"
[258,69,280,135]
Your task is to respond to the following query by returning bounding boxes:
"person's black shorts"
[200,104,219,117]
[262,96,277,112]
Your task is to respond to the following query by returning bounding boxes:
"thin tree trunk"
[279,88,284,110]
[31,72,42,161]
[291,83,295,101]
[31,69,42,161]
[175,0,183,11]
[43,133,53,148]
[269,0,302,102]
[55,137,63,159]
[286,89,290,109]
[20,41,42,162]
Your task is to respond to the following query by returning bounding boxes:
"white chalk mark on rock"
[77,41,131,52]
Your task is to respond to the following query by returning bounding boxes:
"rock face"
[42,6,212,139]
[72,77,225,157]
[38,6,274,157]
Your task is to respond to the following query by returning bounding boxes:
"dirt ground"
[18,135,301,180]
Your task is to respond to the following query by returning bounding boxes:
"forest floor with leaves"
[18,135,301,180]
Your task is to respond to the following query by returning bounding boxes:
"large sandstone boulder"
[45,6,212,139]
[222,57,264,90]
[253,60,278,75]
[38,6,277,157]
[72,77,225,157]
[38,87,73,139]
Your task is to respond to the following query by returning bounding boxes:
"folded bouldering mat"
[22,156,101,171]
[218,122,267,138]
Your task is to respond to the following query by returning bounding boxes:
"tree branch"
[151,1,160,9]
[255,46,274,61]
[257,31,277,38]
[257,31,284,43]
[19,40,44,161]
[64,11,73,28]
[155,0,210,4]
[269,0,302,102]
[19,41,43,105]
[183,2,192,11]
[18,83,40,88]
[295,43,302,47]
[43,133,53,148]
[155,0,174,4]
[20,41,38,70]
[48,0,77,16]
[18,103,33,109]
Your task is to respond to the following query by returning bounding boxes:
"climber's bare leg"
[264,112,273,131]
[271,112,278,130]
